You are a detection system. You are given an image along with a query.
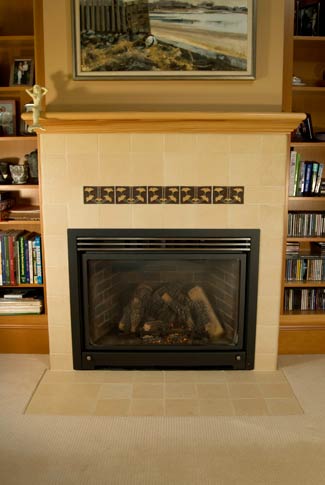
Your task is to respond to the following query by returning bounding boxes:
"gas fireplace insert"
[68,229,259,370]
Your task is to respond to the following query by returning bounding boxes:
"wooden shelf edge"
[0,35,34,41]
[0,136,37,142]
[0,86,33,92]
[290,141,325,147]
[284,282,325,288]
[280,313,325,325]
[21,111,306,134]
[294,36,325,41]
[0,313,46,322]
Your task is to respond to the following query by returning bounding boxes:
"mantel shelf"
[21,111,306,134]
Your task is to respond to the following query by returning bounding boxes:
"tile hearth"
[25,369,303,417]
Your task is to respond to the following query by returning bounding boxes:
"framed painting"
[72,0,256,80]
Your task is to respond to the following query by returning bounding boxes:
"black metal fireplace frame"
[68,228,260,370]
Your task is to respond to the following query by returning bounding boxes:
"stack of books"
[3,205,40,221]
[286,242,300,255]
[0,289,43,315]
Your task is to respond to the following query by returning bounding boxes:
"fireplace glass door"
[83,254,246,350]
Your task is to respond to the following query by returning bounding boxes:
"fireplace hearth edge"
[68,229,260,370]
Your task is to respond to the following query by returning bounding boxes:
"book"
[315,164,324,194]
[7,230,25,285]
[5,205,40,221]
[18,231,29,284]
[33,235,42,284]
[311,162,319,194]
[289,150,298,196]
[303,162,313,195]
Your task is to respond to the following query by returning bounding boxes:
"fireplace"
[68,228,259,370]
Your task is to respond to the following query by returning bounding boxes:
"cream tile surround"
[40,133,287,371]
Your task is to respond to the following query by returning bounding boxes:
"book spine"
[28,237,34,285]
[0,238,2,286]
[293,152,301,196]
[33,236,42,284]
[289,150,297,196]
[298,161,305,196]
[303,162,313,196]
[3,233,10,286]
[8,234,16,285]
[24,238,30,284]
[14,240,20,285]
[315,163,324,194]
[19,236,27,284]
[311,162,319,194]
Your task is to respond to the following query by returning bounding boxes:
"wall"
[41,132,287,371]
[42,0,285,112]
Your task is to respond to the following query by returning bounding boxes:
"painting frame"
[9,59,34,87]
[0,100,16,137]
[72,0,256,80]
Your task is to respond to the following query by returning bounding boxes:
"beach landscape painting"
[72,0,256,79]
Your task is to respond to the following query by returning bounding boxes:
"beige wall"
[42,0,285,112]
[40,132,287,371]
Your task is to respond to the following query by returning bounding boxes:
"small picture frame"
[0,100,16,136]
[9,58,34,86]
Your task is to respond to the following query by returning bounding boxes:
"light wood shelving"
[0,0,48,354]
[280,1,325,354]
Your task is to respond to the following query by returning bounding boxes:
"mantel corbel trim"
[21,111,305,134]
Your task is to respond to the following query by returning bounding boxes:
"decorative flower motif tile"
[180,186,212,204]
[148,186,180,204]
[83,186,114,204]
[83,186,244,205]
[213,186,244,204]
[115,186,147,204]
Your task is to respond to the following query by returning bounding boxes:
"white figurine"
[25,84,48,132]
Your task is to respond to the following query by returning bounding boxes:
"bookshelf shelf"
[0,185,39,190]
[0,283,44,288]
[294,36,325,42]
[0,86,33,93]
[0,220,40,226]
[0,313,47,326]
[292,86,325,93]
[0,137,36,142]
[284,281,325,288]
[0,35,34,42]
[290,142,325,148]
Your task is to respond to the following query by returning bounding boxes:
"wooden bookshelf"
[0,0,47,354]
[280,2,325,354]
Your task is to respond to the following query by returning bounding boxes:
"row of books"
[285,256,325,281]
[0,289,43,315]
[284,288,325,311]
[288,151,324,197]
[0,230,43,286]
[288,212,325,237]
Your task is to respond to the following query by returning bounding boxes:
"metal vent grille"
[76,237,252,252]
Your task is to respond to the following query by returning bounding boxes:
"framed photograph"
[0,100,16,136]
[9,59,34,86]
[72,0,256,80]
[295,0,325,36]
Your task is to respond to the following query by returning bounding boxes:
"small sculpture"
[25,84,48,132]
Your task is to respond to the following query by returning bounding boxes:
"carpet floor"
[0,354,325,484]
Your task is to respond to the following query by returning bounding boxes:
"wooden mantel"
[22,111,306,134]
